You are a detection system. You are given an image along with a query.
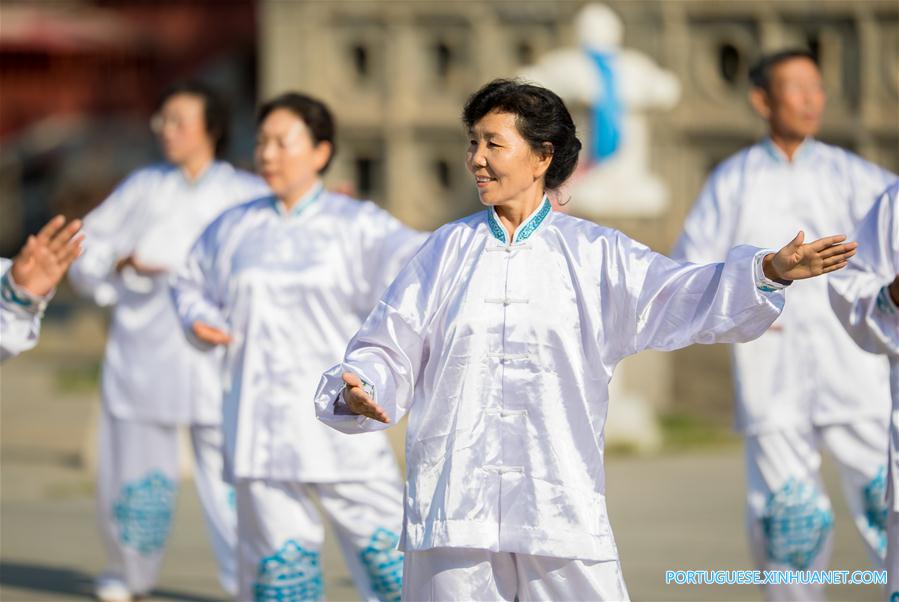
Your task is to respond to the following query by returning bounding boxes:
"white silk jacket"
[69,162,268,425]
[316,198,786,561]
[673,138,896,434]
[829,185,899,510]
[171,185,426,483]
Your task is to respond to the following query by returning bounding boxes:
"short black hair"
[157,81,230,158]
[462,79,582,191]
[749,49,818,91]
[257,92,336,173]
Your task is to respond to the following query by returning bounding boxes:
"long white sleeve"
[169,224,229,350]
[828,185,899,355]
[315,237,435,434]
[68,170,150,306]
[629,242,785,355]
[0,259,49,362]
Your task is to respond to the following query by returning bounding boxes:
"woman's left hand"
[763,231,857,282]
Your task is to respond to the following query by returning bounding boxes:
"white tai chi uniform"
[1,258,51,362]
[171,183,425,601]
[315,197,787,601]
[68,161,267,596]
[673,138,896,601]
[828,184,899,600]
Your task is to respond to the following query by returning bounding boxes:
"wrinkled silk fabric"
[69,162,268,425]
[673,138,896,435]
[171,186,426,483]
[828,185,899,512]
[316,198,784,562]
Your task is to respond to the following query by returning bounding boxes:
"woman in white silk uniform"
[171,92,424,602]
[68,83,268,602]
[828,184,899,600]
[673,51,895,601]
[314,79,859,602]
[1,216,83,361]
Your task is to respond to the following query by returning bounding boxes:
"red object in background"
[0,0,257,140]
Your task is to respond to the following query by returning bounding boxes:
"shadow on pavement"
[0,561,224,602]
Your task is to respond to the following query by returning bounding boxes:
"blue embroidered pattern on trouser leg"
[862,466,888,557]
[359,527,404,602]
[254,540,323,602]
[761,478,834,570]
[113,470,177,555]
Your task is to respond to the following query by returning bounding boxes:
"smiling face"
[752,57,826,140]
[465,110,551,208]
[254,107,332,202]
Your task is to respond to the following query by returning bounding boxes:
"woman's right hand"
[115,255,167,276]
[342,372,390,423]
[192,321,232,346]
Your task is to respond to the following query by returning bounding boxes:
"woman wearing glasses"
[69,82,267,602]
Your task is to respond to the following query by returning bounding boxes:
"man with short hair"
[674,49,897,601]
[69,81,268,601]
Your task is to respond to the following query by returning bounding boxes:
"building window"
[805,32,821,62]
[516,40,535,66]
[355,157,374,196]
[352,44,369,79]
[434,42,452,79]
[718,43,741,86]
[434,159,452,190]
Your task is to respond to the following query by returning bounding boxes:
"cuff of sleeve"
[1,271,51,315]
[876,284,898,316]
[753,251,790,293]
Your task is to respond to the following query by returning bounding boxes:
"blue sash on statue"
[586,48,622,162]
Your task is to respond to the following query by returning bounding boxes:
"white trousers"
[96,408,237,595]
[235,477,404,602]
[400,547,629,602]
[745,420,889,601]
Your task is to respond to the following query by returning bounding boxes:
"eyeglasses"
[150,113,191,134]
[255,123,309,151]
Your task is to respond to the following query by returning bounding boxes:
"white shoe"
[94,575,133,602]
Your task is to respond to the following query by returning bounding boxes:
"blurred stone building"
[260,0,898,427]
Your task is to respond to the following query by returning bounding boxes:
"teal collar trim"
[762,137,816,164]
[273,182,324,217]
[486,196,552,244]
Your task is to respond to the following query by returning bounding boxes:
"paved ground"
[0,315,885,601]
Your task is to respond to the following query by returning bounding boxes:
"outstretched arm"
[628,231,856,356]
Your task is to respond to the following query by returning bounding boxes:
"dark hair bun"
[463,79,582,190]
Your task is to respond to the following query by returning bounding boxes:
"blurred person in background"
[1,215,83,361]
[828,183,899,600]
[314,79,858,602]
[171,92,425,602]
[68,81,268,601]
[673,49,897,601]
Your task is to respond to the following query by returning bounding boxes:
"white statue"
[520,3,680,218]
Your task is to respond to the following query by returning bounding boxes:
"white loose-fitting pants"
[96,408,237,595]
[745,420,889,602]
[235,477,405,602]
[401,547,629,602]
